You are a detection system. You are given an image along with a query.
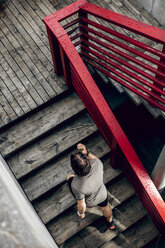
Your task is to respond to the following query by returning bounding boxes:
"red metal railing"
[44,0,165,236]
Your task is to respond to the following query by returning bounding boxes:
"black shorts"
[97,195,108,207]
[68,177,108,207]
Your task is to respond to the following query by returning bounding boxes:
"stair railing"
[44,0,165,236]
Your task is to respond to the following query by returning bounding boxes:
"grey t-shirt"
[71,158,107,207]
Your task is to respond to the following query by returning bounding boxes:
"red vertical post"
[46,26,63,76]
[110,138,123,168]
[79,10,88,54]
[150,44,165,105]
[59,43,72,88]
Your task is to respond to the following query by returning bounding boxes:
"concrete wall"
[136,0,165,25]
[0,155,58,248]
[152,145,165,193]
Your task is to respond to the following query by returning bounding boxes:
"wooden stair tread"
[142,235,165,248]
[7,112,97,179]
[34,155,122,223]
[22,133,110,201]
[102,215,159,248]
[61,194,147,248]
[47,175,135,245]
[0,91,85,157]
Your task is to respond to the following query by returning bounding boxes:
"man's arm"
[77,143,98,160]
[77,198,86,219]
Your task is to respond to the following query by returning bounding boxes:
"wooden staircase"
[0,88,164,248]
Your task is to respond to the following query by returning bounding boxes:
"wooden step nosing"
[16,126,99,181]
[43,171,124,225]
[34,157,122,224]
[48,190,137,245]
[0,88,70,133]
[4,107,86,159]
[2,92,86,158]
[22,132,110,201]
[46,176,136,244]
[30,148,111,202]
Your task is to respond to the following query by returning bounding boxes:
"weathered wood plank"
[0,119,4,128]
[3,10,62,96]
[0,92,84,156]
[4,1,53,79]
[40,0,58,13]
[0,64,30,114]
[109,0,150,25]
[100,234,137,248]
[8,1,51,62]
[25,0,70,65]
[0,105,9,126]
[0,52,36,110]
[25,0,49,21]
[24,133,110,201]
[34,154,121,223]
[102,215,159,248]
[35,0,52,16]
[142,235,165,248]
[5,0,64,94]
[3,2,52,70]
[94,0,135,39]
[0,40,43,107]
[0,66,24,117]
[126,0,160,27]
[0,19,57,98]
[0,32,50,103]
[122,0,150,24]
[14,0,51,47]
[0,81,24,117]
[0,90,17,121]
[20,0,49,33]
[7,112,97,179]
[61,194,146,248]
[47,175,135,245]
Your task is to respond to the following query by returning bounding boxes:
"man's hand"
[77,211,85,219]
[77,143,87,155]
[77,199,86,219]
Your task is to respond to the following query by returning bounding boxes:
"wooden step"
[125,0,160,27]
[0,91,85,157]
[6,111,97,179]
[60,194,147,248]
[21,132,111,202]
[47,175,135,245]
[142,235,165,248]
[34,154,122,224]
[101,215,159,248]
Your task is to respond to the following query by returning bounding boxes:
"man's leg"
[100,203,113,222]
[100,203,115,230]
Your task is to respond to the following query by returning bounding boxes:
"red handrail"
[44,0,165,236]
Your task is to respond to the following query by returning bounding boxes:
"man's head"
[70,151,91,176]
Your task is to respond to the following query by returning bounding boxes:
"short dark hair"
[70,151,91,176]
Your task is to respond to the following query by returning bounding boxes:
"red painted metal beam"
[80,2,165,44]
[83,57,165,111]
[44,0,165,236]
[58,35,165,234]
[81,25,165,69]
[82,17,165,59]
[82,39,165,88]
[44,0,86,22]
[81,46,165,98]
[82,32,165,80]
[63,18,80,29]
